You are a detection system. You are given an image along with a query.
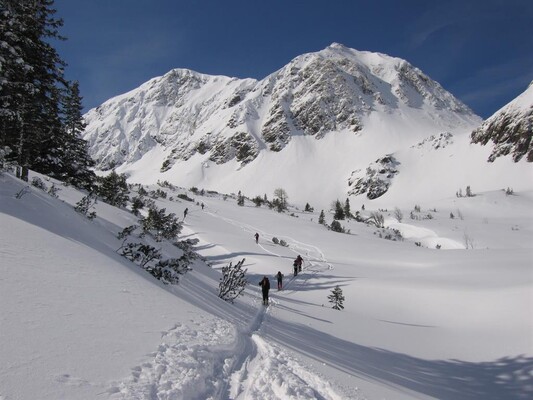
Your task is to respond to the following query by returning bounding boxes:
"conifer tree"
[344,198,352,219]
[96,171,129,207]
[334,200,345,220]
[0,0,95,184]
[60,81,95,189]
[318,210,326,225]
[328,285,345,310]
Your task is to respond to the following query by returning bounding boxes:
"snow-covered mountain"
[83,43,504,206]
[471,81,533,162]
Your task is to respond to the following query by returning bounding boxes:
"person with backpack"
[276,271,283,290]
[295,255,303,272]
[259,276,270,305]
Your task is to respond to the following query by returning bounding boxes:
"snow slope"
[1,170,532,400]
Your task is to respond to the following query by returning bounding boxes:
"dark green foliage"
[95,171,129,207]
[119,242,161,267]
[304,203,314,212]
[177,193,194,202]
[328,285,345,310]
[116,225,194,285]
[343,198,352,219]
[334,200,345,220]
[252,196,264,207]
[74,193,97,220]
[318,210,326,225]
[218,258,247,303]
[141,206,182,242]
[130,196,145,216]
[330,220,345,233]
[237,192,245,206]
[0,1,95,186]
[31,177,47,191]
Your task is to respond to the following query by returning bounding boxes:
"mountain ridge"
[80,44,533,207]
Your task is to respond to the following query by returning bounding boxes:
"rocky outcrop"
[348,155,400,199]
[471,82,533,162]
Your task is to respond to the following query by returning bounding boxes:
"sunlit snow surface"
[1,170,532,399]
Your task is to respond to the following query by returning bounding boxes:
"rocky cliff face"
[82,43,479,172]
[471,82,533,162]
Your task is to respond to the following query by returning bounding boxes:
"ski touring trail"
[105,208,355,399]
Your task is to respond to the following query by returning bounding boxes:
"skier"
[295,255,303,272]
[293,260,298,277]
[201,203,204,210]
[259,276,270,305]
[254,232,259,244]
[276,271,283,290]
[183,207,188,219]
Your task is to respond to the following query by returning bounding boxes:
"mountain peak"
[82,46,482,196]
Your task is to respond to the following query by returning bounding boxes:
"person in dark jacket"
[276,271,283,290]
[259,276,270,305]
[254,232,259,244]
[295,255,303,272]
[293,261,298,277]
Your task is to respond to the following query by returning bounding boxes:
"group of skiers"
[258,255,304,305]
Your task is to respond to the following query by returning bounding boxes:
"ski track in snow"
[107,210,352,399]
[202,210,350,400]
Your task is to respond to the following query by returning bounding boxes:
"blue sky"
[53,0,532,118]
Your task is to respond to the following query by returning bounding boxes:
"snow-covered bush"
[272,237,280,244]
[218,258,247,303]
[48,183,60,198]
[31,177,47,191]
[330,220,346,233]
[375,228,403,241]
[95,171,129,207]
[141,206,182,242]
[74,193,97,220]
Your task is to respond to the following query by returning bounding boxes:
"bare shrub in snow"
[218,258,247,303]
[393,207,403,222]
[366,212,385,228]
[463,233,475,249]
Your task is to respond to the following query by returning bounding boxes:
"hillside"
[1,170,532,399]
[81,44,520,208]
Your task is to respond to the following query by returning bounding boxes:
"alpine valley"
[82,43,532,207]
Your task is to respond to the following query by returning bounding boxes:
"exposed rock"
[471,82,533,162]
[348,155,400,199]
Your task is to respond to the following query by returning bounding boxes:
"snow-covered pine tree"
[218,258,247,303]
[60,81,96,190]
[318,210,326,225]
[0,0,95,184]
[344,198,352,219]
[328,285,345,310]
[334,200,345,220]
[95,171,129,207]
